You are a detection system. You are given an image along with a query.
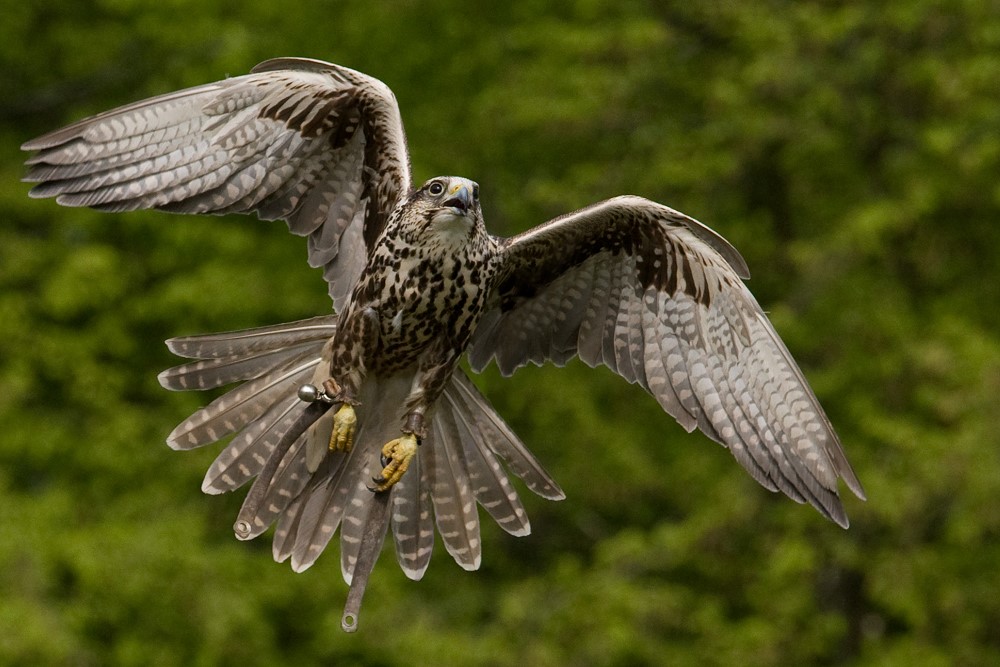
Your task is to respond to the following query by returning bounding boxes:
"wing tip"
[21,135,64,152]
[164,422,204,451]
[157,368,181,391]
[842,470,868,503]
[540,484,567,502]
[828,502,851,529]
[164,337,194,357]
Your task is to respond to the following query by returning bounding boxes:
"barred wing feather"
[22,58,411,311]
[470,196,865,526]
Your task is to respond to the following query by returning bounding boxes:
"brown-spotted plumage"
[22,58,865,589]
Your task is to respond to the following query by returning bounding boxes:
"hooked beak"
[441,183,473,214]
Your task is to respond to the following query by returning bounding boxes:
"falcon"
[22,57,865,627]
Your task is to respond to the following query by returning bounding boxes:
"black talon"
[380,453,391,467]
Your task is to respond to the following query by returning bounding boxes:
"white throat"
[430,210,474,241]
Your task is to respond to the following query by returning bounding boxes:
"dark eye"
[472,185,479,200]
[428,181,445,196]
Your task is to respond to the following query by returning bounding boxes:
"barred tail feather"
[389,434,434,580]
[425,412,482,571]
[161,321,565,583]
[163,315,337,360]
[448,372,565,501]
[286,375,410,576]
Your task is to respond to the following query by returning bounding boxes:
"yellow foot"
[372,433,419,492]
[329,403,357,452]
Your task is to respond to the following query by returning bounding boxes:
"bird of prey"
[23,57,864,623]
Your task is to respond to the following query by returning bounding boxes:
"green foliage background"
[2,1,999,664]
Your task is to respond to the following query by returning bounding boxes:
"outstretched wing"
[21,57,411,310]
[469,196,865,526]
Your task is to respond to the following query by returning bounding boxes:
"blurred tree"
[1,0,999,665]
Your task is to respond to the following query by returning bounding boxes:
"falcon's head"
[413,176,482,239]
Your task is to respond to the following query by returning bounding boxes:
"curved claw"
[372,433,419,493]
[329,403,358,452]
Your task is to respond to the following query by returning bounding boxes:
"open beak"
[442,183,472,214]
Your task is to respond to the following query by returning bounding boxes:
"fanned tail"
[160,320,564,582]
[280,369,564,579]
